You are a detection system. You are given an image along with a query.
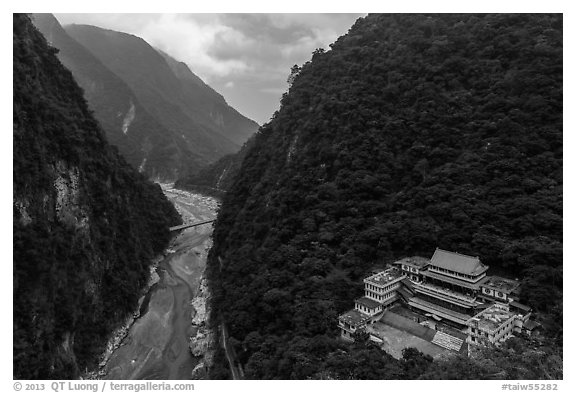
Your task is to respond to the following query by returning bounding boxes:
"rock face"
[158,49,259,147]
[32,14,259,180]
[31,13,187,180]
[188,276,216,379]
[13,14,181,379]
[64,22,259,180]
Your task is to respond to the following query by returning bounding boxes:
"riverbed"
[102,185,218,380]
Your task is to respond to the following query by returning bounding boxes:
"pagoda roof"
[430,248,488,276]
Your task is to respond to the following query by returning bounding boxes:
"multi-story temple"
[403,249,489,326]
[338,248,538,356]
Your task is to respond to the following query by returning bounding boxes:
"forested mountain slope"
[206,14,562,379]
[158,49,259,147]
[65,24,258,176]
[31,13,202,180]
[175,136,256,197]
[13,14,181,379]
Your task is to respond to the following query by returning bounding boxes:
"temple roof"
[523,320,540,331]
[338,309,371,327]
[355,296,381,309]
[394,256,430,268]
[364,267,403,285]
[480,275,521,294]
[510,301,532,313]
[430,248,488,276]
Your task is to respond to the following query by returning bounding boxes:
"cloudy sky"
[54,13,364,125]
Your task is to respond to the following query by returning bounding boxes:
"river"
[101,185,218,380]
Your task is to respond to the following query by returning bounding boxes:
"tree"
[287,64,302,87]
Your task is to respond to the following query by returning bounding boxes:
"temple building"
[407,249,489,327]
[337,248,537,355]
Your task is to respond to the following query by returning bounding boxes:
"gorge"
[14,13,563,381]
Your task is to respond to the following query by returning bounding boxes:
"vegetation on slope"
[13,14,181,379]
[159,49,259,147]
[31,14,194,180]
[206,14,562,379]
[65,24,258,178]
[175,137,256,197]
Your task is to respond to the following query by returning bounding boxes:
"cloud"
[54,13,364,124]
[259,87,286,95]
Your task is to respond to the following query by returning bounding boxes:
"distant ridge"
[65,23,259,175]
[32,14,259,180]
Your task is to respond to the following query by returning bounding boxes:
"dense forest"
[31,13,202,180]
[175,137,256,197]
[65,23,258,179]
[13,14,181,379]
[206,14,562,379]
[32,14,258,180]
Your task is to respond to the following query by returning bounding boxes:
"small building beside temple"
[338,309,372,340]
[465,303,521,346]
[479,275,521,303]
[395,256,429,282]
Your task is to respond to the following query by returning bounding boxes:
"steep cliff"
[31,13,203,180]
[13,14,181,379]
[206,14,562,379]
[158,49,259,147]
[175,137,256,197]
[65,23,259,177]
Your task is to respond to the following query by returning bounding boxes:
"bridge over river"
[169,219,216,232]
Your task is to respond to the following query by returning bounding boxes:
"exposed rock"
[14,199,32,225]
[122,100,135,134]
[188,275,217,379]
[52,160,89,230]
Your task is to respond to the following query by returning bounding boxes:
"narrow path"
[221,324,242,380]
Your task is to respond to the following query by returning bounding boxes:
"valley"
[101,186,218,380]
[13,13,563,381]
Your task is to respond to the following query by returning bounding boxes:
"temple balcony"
[413,281,480,307]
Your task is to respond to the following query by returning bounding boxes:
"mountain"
[64,23,259,177]
[205,14,562,379]
[13,14,181,379]
[158,49,259,146]
[31,13,203,180]
[174,136,256,197]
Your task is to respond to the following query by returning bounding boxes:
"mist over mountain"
[13,14,181,379]
[175,136,256,197]
[32,13,200,180]
[32,14,259,180]
[158,49,259,147]
[15,12,563,381]
[206,13,562,379]
[64,23,258,179]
